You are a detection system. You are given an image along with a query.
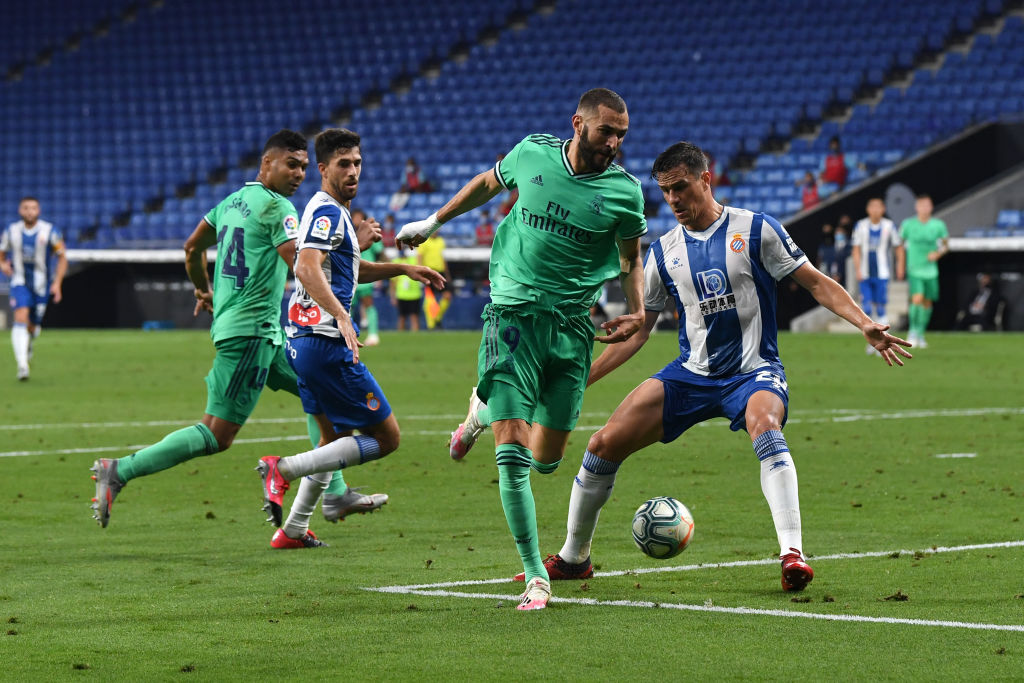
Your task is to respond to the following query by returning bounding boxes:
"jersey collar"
[560,140,604,180]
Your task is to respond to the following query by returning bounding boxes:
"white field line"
[934,453,977,459]
[363,588,1024,632]
[1,406,1020,433]
[363,540,1024,632]
[1,406,1021,458]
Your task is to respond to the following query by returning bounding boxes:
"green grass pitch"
[2,329,1023,679]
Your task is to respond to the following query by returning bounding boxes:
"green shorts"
[476,303,593,432]
[908,275,940,302]
[205,336,299,425]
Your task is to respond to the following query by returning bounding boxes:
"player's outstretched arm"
[790,262,913,367]
[295,248,362,363]
[587,309,660,387]
[358,260,446,290]
[184,218,218,315]
[396,170,503,247]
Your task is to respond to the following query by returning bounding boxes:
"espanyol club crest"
[366,392,380,410]
[730,233,746,253]
[288,302,321,326]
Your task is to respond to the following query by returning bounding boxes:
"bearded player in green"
[899,193,949,348]
[90,130,384,535]
[397,89,646,610]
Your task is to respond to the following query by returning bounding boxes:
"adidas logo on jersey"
[530,175,544,186]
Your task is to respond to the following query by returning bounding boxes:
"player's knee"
[587,428,624,461]
[748,418,783,441]
[374,425,400,456]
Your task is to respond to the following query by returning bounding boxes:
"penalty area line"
[368,539,1024,592]
[360,587,1024,632]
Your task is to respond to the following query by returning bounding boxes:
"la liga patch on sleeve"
[311,215,332,240]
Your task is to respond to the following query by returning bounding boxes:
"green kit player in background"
[90,130,383,532]
[352,207,387,347]
[397,88,647,610]
[900,193,949,348]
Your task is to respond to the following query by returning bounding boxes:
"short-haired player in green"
[351,207,387,347]
[397,88,647,610]
[899,194,949,349]
[89,130,386,537]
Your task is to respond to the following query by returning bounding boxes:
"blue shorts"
[859,278,888,306]
[10,285,48,325]
[286,335,392,432]
[652,359,789,442]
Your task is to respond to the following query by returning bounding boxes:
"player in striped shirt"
[534,141,912,592]
[0,197,67,381]
[256,128,444,546]
[851,198,904,354]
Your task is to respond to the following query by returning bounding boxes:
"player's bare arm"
[790,262,913,367]
[588,309,660,386]
[295,248,362,363]
[0,253,10,278]
[597,235,645,344]
[184,218,218,316]
[276,238,297,274]
[396,169,503,247]
[928,237,950,262]
[358,260,446,290]
[49,249,67,303]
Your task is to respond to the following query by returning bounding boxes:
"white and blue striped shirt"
[643,206,807,377]
[851,217,900,280]
[285,191,361,339]
[1,220,63,296]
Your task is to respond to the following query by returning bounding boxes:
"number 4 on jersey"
[218,226,250,289]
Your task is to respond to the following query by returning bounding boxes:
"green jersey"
[203,181,299,343]
[361,240,384,262]
[491,134,647,311]
[899,216,948,279]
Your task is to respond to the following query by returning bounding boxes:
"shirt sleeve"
[888,220,902,247]
[494,137,529,191]
[642,245,670,311]
[937,220,949,239]
[0,227,9,252]
[760,214,808,280]
[616,182,648,240]
[203,202,221,230]
[49,227,66,254]
[300,204,344,251]
[851,220,865,250]
[269,198,299,247]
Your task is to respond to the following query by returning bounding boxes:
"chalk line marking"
[363,540,1024,632]
[2,407,1021,458]
[934,453,977,459]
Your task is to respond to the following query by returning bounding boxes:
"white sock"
[282,472,331,539]
[753,430,803,556]
[278,434,382,480]
[12,324,29,369]
[558,451,619,564]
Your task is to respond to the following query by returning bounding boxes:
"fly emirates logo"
[519,201,593,244]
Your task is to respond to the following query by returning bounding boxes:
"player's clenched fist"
[395,212,442,247]
[355,216,382,250]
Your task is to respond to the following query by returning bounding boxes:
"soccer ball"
[631,496,694,559]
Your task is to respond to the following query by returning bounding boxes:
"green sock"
[367,305,379,336]
[531,458,561,474]
[306,413,320,448]
[325,470,348,495]
[909,305,925,335]
[116,423,218,483]
[496,444,547,583]
[920,305,933,334]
